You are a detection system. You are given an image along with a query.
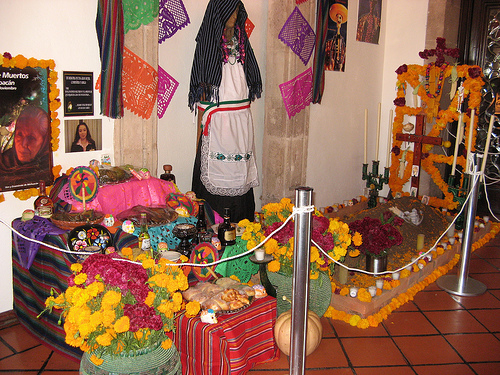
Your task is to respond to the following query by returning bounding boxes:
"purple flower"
[395,64,408,75]
[393,97,406,107]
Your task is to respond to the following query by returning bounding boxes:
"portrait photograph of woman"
[65,119,102,153]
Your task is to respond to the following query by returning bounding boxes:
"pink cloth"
[68,178,179,215]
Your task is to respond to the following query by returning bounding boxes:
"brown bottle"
[160,164,176,184]
[218,208,236,247]
[34,180,53,218]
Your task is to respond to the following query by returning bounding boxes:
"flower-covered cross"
[418,37,460,67]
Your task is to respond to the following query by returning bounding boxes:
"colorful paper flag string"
[279,68,313,119]
[159,0,190,43]
[278,7,316,65]
[122,47,158,119]
[157,65,179,118]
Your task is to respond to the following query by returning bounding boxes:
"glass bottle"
[34,180,53,218]
[196,201,207,234]
[218,208,236,247]
[160,164,176,184]
[138,213,152,254]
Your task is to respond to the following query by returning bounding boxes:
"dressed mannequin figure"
[189,0,262,222]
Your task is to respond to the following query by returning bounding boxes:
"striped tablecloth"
[173,295,279,374]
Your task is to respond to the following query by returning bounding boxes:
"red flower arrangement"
[348,211,404,257]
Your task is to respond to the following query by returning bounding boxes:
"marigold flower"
[71,263,83,273]
[268,260,281,273]
[114,316,130,333]
[162,338,173,350]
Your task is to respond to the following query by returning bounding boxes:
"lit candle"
[450,113,463,176]
[364,109,368,164]
[416,234,425,250]
[465,109,475,173]
[387,109,393,167]
[480,114,496,181]
[375,103,381,161]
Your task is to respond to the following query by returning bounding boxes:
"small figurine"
[200,309,218,324]
[139,168,151,179]
[103,214,115,228]
[122,220,135,234]
[21,209,35,222]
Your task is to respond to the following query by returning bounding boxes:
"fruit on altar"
[274,309,323,356]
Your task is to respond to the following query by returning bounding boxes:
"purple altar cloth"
[13,217,67,270]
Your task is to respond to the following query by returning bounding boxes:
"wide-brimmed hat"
[329,3,348,24]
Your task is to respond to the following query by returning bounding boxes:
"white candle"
[387,109,393,167]
[465,109,475,173]
[364,109,368,164]
[375,103,381,161]
[450,113,463,176]
[480,114,496,180]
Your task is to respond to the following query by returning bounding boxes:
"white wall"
[0,0,114,313]
[0,0,430,314]
[307,0,429,208]
[157,0,268,208]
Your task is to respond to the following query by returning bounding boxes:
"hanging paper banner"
[123,0,159,34]
[279,68,313,119]
[356,0,381,44]
[245,18,255,38]
[278,7,316,65]
[325,0,348,71]
[159,0,190,43]
[157,66,179,119]
[122,47,158,119]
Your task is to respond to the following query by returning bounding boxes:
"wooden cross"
[396,114,442,197]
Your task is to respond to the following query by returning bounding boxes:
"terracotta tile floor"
[1,236,500,374]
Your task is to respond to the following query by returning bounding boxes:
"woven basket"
[51,211,105,231]
[267,271,332,317]
[80,342,182,375]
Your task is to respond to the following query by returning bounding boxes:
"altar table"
[172,295,279,375]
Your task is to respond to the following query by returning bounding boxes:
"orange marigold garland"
[325,222,500,329]
[1,53,62,201]
[389,63,484,209]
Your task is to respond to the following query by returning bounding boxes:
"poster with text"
[63,71,94,116]
[0,66,53,191]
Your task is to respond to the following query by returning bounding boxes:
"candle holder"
[448,173,482,230]
[362,161,389,208]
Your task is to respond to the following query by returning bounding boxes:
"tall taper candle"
[387,109,393,167]
[364,109,368,164]
[465,109,475,173]
[480,114,496,180]
[375,103,381,161]
[450,113,463,176]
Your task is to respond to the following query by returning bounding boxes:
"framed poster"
[0,65,53,191]
[63,71,94,116]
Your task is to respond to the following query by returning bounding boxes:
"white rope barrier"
[0,171,493,275]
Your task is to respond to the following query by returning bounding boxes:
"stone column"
[262,1,315,205]
[113,20,159,177]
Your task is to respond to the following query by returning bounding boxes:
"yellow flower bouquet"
[239,198,360,280]
[42,252,200,365]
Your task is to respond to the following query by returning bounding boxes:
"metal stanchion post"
[290,187,313,375]
[437,155,487,296]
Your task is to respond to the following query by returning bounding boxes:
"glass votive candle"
[483,216,490,223]
[449,237,455,245]
[349,287,358,298]
[375,279,384,289]
[254,248,265,261]
[392,272,400,280]
[368,286,377,296]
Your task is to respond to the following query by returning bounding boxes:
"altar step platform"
[323,200,499,325]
